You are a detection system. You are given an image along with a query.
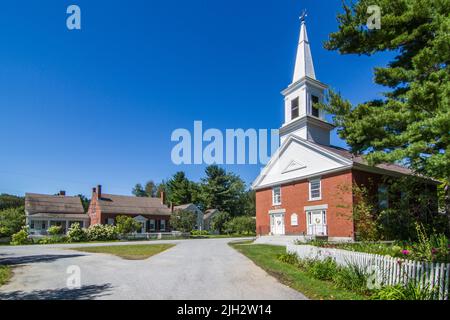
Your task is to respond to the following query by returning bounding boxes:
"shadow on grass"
[0,254,85,266]
[0,283,113,300]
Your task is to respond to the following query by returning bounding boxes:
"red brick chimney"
[160,191,166,205]
[97,185,102,199]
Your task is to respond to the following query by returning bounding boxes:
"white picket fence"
[287,244,450,300]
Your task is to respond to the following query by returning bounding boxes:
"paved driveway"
[0,238,307,300]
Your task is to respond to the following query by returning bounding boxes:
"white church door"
[307,210,327,236]
[270,213,285,235]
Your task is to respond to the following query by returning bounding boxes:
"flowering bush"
[47,225,63,236]
[299,223,449,263]
[405,223,449,263]
[10,226,31,245]
[67,223,88,242]
[86,224,118,241]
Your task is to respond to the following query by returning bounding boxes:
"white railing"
[287,244,450,300]
[307,224,327,236]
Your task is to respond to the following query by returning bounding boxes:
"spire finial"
[299,9,307,24]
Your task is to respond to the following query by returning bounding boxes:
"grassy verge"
[71,243,175,260]
[0,265,12,286]
[230,242,367,300]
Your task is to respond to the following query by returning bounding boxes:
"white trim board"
[268,209,286,214]
[304,204,328,211]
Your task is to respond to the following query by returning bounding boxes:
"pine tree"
[144,181,156,197]
[166,172,193,205]
[201,165,247,216]
[132,183,146,197]
[323,0,450,189]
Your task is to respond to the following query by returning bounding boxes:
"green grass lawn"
[230,241,367,300]
[71,243,175,260]
[0,265,12,286]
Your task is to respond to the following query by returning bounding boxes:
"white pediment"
[282,160,306,174]
[133,215,148,222]
[252,136,353,189]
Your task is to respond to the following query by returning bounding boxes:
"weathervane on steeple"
[299,9,307,23]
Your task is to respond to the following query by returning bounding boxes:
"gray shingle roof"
[174,203,195,211]
[317,144,414,176]
[25,193,85,215]
[204,209,219,220]
[98,194,172,216]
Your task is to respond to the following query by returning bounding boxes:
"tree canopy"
[323,0,450,186]
[0,206,25,237]
[132,183,147,197]
[0,194,24,211]
[166,172,194,205]
[200,165,249,216]
[132,165,255,216]
[170,210,197,233]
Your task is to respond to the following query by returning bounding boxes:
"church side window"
[291,97,299,120]
[311,95,320,117]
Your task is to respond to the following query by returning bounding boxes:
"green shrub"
[0,226,9,238]
[47,225,63,236]
[36,236,67,244]
[371,282,438,300]
[191,230,209,236]
[0,206,25,237]
[116,215,141,234]
[333,263,370,293]
[210,212,230,234]
[170,210,196,233]
[0,265,12,286]
[306,257,339,281]
[277,252,299,265]
[87,224,119,241]
[11,227,31,245]
[67,223,88,242]
[223,216,256,235]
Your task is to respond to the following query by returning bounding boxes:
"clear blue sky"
[0,0,393,197]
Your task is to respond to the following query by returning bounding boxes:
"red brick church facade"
[252,18,437,241]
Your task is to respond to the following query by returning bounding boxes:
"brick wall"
[255,170,354,238]
[99,213,171,231]
[87,190,171,231]
[88,189,101,225]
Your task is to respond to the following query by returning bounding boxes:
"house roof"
[25,193,85,215]
[174,203,195,211]
[204,209,219,220]
[97,194,172,216]
[317,144,414,176]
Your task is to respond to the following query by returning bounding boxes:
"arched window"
[291,213,298,226]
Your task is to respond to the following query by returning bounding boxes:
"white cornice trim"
[253,165,352,190]
[251,135,353,190]
[282,76,328,96]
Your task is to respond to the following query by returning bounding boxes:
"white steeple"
[293,19,316,82]
[279,13,334,146]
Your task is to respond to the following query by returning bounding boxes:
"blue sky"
[0,0,393,197]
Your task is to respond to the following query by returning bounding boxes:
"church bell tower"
[279,13,334,146]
